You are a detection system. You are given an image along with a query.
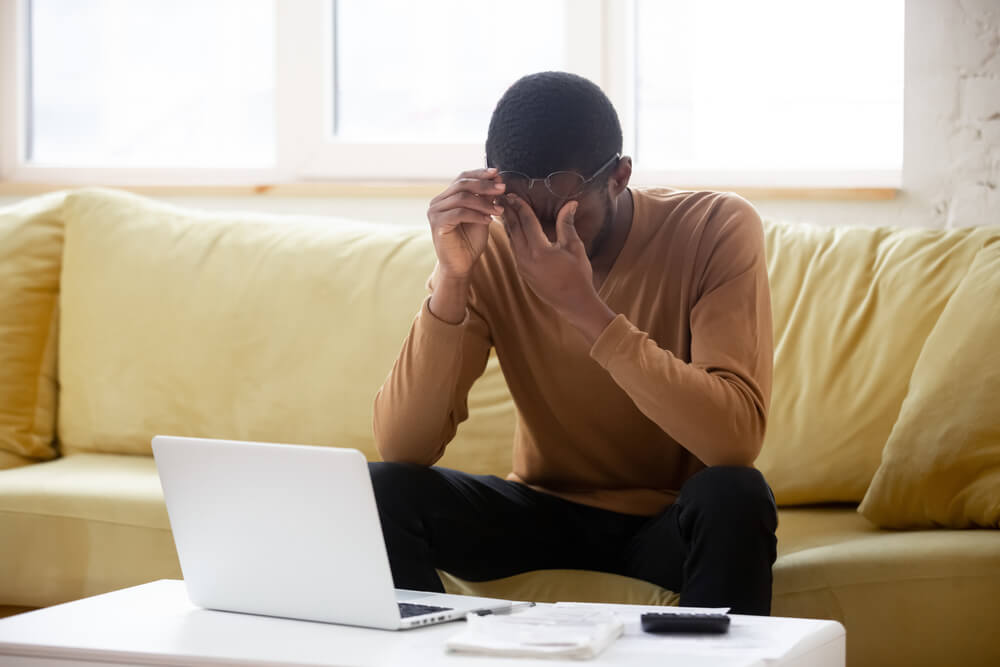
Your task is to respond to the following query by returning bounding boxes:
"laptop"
[152,435,515,630]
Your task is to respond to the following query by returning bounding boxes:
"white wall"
[2,0,997,230]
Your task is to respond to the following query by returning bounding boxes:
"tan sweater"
[373,188,773,516]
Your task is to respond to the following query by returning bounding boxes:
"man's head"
[486,72,632,258]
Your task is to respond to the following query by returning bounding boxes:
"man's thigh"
[618,502,687,594]
[369,462,635,582]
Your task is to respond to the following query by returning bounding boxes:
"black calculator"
[640,612,731,634]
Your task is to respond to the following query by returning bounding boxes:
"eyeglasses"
[496,153,621,200]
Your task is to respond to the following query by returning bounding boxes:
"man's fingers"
[501,195,528,251]
[438,208,494,230]
[439,177,505,201]
[556,200,583,248]
[432,191,504,217]
[458,167,498,180]
[505,194,550,249]
[502,197,538,266]
[431,172,505,205]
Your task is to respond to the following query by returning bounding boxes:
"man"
[371,71,777,615]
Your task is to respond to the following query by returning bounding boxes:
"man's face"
[497,175,614,259]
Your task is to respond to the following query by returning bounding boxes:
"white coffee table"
[0,580,844,666]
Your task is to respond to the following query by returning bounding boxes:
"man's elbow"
[701,444,758,468]
[377,446,429,466]
[373,434,397,463]
[375,435,431,466]
[372,408,411,463]
[721,381,768,465]
[373,422,417,464]
[373,420,446,467]
[701,413,765,467]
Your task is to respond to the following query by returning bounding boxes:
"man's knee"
[368,461,438,511]
[678,466,776,526]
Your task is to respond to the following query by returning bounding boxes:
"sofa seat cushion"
[439,570,679,606]
[0,454,180,607]
[772,507,1000,667]
[775,507,1000,590]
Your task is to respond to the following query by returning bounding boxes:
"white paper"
[446,606,624,659]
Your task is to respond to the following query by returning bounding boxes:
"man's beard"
[586,196,615,260]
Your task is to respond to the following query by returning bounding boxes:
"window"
[0,0,904,187]
[333,1,566,142]
[27,0,274,168]
[634,0,903,186]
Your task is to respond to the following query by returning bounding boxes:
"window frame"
[280,0,630,181]
[0,0,901,189]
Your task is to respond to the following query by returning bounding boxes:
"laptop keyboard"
[398,602,453,618]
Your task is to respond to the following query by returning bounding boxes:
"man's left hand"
[501,194,615,343]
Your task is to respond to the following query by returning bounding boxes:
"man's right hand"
[427,168,506,280]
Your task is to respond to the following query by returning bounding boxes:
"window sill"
[0,181,899,201]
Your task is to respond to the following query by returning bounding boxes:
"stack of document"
[446,605,624,659]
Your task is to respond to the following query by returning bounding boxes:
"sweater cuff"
[589,313,634,368]
[417,296,469,337]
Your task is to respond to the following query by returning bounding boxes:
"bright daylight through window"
[634,0,903,179]
[17,0,903,184]
[27,0,274,168]
[333,0,566,142]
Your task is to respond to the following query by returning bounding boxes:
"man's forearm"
[559,291,618,347]
[589,315,766,467]
[429,272,471,324]
[373,294,477,465]
[374,272,492,465]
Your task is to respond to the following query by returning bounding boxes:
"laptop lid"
[152,436,403,629]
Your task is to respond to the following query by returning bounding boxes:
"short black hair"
[485,71,622,179]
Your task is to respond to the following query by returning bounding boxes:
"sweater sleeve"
[589,195,773,466]
[372,286,493,466]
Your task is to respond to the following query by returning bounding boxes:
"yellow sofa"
[1,188,998,667]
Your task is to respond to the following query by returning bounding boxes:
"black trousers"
[368,463,778,615]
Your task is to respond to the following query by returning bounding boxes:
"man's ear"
[607,156,633,196]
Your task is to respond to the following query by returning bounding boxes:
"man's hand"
[425,169,505,324]
[427,168,506,280]
[501,194,616,344]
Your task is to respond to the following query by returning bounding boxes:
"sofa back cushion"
[57,187,1000,506]
[757,220,1000,504]
[859,238,1000,528]
[58,188,515,474]
[0,192,66,468]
